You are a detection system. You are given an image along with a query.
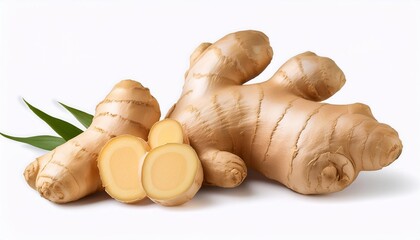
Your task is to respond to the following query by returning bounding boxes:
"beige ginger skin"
[167,30,403,194]
[24,80,160,203]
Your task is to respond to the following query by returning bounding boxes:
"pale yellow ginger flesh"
[98,135,149,203]
[24,80,160,203]
[97,119,202,206]
[148,119,186,149]
[142,143,203,206]
[167,30,403,194]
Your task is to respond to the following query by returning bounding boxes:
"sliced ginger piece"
[142,143,203,206]
[148,119,189,149]
[98,135,150,203]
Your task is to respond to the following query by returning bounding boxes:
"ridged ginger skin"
[24,80,160,203]
[167,30,403,194]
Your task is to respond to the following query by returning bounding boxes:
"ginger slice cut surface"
[151,151,187,191]
[148,119,186,148]
[98,135,149,203]
[142,143,203,206]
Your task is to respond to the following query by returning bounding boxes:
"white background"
[1,0,419,239]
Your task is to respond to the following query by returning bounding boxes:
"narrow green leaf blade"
[0,133,66,151]
[58,102,93,128]
[23,99,83,140]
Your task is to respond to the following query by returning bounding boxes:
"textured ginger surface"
[168,30,403,194]
[24,80,160,203]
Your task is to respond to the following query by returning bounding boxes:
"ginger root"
[24,80,160,203]
[167,30,403,194]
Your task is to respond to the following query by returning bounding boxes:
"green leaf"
[23,99,83,141]
[58,102,93,128]
[0,133,66,151]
